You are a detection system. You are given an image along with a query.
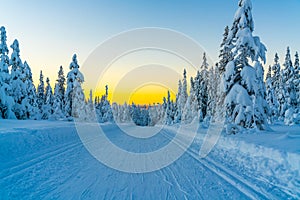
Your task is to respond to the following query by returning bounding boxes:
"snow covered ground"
[0,120,299,199]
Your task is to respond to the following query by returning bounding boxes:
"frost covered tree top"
[69,54,79,70]
[227,0,266,64]
[0,26,8,55]
[201,52,209,70]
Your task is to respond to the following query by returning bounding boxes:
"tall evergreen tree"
[96,85,113,123]
[65,54,85,119]
[37,70,45,112]
[293,52,300,108]
[223,0,268,133]
[199,53,209,122]
[271,53,284,119]
[165,90,175,125]
[23,61,39,119]
[207,64,218,118]
[10,39,27,119]
[266,65,279,123]
[219,26,232,73]
[0,26,16,119]
[53,66,66,119]
[282,47,297,124]
[174,69,188,123]
[42,77,54,119]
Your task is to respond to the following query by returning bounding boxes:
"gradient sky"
[1,0,300,104]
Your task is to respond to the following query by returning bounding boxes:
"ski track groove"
[0,136,99,181]
[161,130,274,200]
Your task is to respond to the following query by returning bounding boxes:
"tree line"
[1,0,299,133]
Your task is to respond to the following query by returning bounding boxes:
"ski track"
[161,130,268,200]
[0,124,284,199]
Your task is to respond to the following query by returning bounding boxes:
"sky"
[1,0,300,104]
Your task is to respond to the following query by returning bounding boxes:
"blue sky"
[1,0,300,96]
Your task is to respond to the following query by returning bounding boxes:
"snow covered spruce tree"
[265,65,278,123]
[41,77,54,120]
[37,70,45,116]
[182,77,199,123]
[271,53,284,120]
[9,39,28,119]
[223,0,268,133]
[207,64,218,119]
[199,53,209,122]
[164,90,175,125]
[95,85,113,123]
[65,54,85,120]
[23,61,39,119]
[219,26,233,73]
[53,66,66,119]
[294,52,300,109]
[0,26,16,119]
[215,27,234,121]
[174,69,188,123]
[282,47,298,124]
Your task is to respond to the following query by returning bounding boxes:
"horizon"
[1,0,300,104]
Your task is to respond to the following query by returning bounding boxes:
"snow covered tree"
[199,53,209,122]
[42,77,54,120]
[219,26,233,73]
[174,80,182,123]
[122,102,131,123]
[37,70,45,112]
[265,65,279,123]
[282,47,297,124]
[129,104,150,126]
[23,61,39,119]
[0,26,16,119]
[96,85,113,123]
[53,66,66,119]
[65,54,85,119]
[294,52,300,109]
[165,90,175,125]
[207,64,217,118]
[182,77,199,123]
[223,0,268,133]
[85,89,96,121]
[10,39,28,119]
[174,69,188,123]
[283,47,297,106]
[271,53,284,119]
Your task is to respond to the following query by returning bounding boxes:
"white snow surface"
[0,120,299,199]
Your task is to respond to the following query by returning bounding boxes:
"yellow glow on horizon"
[81,48,197,105]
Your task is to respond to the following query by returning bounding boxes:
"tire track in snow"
[161,130,274,200]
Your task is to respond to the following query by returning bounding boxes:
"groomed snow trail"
[0,121,298,199]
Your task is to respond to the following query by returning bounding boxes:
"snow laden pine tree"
[182,77,199,123]
[223,0,268,133]
[164,90,175,125]
[41,77,54,120]
[265,65,278,123]
[207,64,216,119]
[23,61,39,119]
[10,39,28,119]
[282,47,298,124]
[174,69,188,123]
[53,66,66,119]
[294,52,300,109]
[96,85,113,123]
[37,70,45,118]
[0,26,16,119]
[65,54,85,120]
[271,53,284,120]
[219,26,233,73]
[199,53,209,122]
